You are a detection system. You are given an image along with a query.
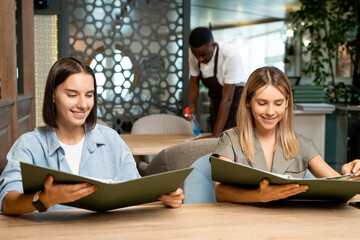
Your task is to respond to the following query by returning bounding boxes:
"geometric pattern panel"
[68,0,184,133]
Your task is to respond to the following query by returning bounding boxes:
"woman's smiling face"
[53,72,95,130]
[248,84,288,134]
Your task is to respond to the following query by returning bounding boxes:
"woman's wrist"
[255,188,265,202]
[38,190,53,209]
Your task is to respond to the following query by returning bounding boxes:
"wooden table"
[1,200,360,239]
[120,134,200,155]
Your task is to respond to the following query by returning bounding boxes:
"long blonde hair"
[236,67,298,163]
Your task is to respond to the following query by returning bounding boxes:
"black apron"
[198,44,244,131]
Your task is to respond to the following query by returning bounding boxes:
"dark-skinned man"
[184,27,246,138]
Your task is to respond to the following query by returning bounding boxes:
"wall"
[34,14,58,127]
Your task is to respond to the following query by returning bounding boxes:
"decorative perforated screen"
[68,0,184,133]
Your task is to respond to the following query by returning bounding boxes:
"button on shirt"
[0,124,140,212]
[189,41,247,86]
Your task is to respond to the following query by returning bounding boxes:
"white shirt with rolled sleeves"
[0,124,140,213]
[189,41,247,86]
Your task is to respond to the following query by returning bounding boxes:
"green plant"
[290,0,360,103]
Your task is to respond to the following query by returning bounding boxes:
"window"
[212,21,287,79]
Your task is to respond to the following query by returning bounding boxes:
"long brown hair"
[236,66,298,163]
[42,57,97,129]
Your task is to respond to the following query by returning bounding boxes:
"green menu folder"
[21,162,193,211]
[210,156,360,202]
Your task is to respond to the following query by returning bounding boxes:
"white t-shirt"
[189,41,246,86]
[59,136,85,175]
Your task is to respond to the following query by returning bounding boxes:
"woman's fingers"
[277,185,308,199]
[158,188,184,208]
[259,179,308,202]
[42,178,97,206]
[342,160,360,176]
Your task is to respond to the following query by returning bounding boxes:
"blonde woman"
[213,66,360,203]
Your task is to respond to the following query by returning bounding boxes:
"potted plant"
[289,0,360,104]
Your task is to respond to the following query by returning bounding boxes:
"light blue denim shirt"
[0,124,140,213]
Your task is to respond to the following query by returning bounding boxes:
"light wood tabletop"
[120,133,201,155]
[1,199,360,240]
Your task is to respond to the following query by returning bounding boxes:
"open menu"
[21,162,193,211]
[210,156,360,202]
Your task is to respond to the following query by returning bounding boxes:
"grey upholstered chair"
[137,138,219,189]
[131,114,195,163]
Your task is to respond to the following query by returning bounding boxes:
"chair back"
[138,138,219,177]
[131,114,193,134]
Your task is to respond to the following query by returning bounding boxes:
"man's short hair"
[189,27,214,48]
